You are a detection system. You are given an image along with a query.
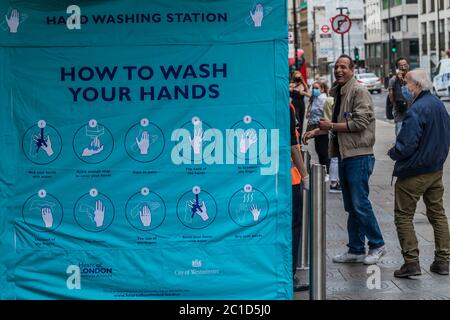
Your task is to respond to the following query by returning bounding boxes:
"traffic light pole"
[387,0,392,75]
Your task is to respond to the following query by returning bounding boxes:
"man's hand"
[302,128,319,145]
[319,118,332,131]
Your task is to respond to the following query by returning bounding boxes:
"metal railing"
[309,164,326,300]
[296,150,326,300]
[298,150,311,270]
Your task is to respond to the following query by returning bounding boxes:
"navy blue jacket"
[388,90,450,178]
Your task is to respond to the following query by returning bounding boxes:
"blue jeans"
[339,155,385,254]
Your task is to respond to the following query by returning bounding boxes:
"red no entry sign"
[331,14,352,34]
[321,25,330,33]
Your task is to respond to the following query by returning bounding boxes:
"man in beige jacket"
[305,54,385,265]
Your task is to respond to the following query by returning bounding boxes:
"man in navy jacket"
[388,68,450,277]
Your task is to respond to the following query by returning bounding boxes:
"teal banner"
[0,0,291,299]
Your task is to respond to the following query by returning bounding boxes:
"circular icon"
[22,192,63,232]
[192,117,201,126]
[89,119,97,128]
[90,189,98,197]
[124,121,165,163]
[140,118,149,127]
[244,184,253,192]
[228,187,269,227]
[141,187,150,196]
[173,119,214,161]
[331,14,352,35]
[125,190,166,231]
[38,120,46,129]
[73,121,114,164]
[73,192,115,232]
[226,117,266,161]
[176,189,217,229]
[22,123,63,165]
[321,25,330,33]
[192,186,201,194]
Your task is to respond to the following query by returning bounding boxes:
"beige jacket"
[329,77,376,159]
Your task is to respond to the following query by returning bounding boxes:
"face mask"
[401,85,414,103]
[312,88,321,97]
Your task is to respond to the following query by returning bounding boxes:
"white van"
[432,58,450,98]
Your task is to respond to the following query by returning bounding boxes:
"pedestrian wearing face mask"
[303,81,330,174]
[388,57,412,136]
[290,71,311,138]
[388,69,450,277]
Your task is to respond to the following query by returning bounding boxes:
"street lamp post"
[312,6,317,79]
[387,0,392,75]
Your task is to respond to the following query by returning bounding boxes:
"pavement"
[295,91,450,300]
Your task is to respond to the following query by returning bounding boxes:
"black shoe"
[329,182,342,193]
[430,261,449,275]
[394,261,422,278]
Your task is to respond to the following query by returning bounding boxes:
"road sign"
[331,14,352,35]
[321,25,330,33]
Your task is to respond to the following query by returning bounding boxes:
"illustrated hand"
[188,128,203,155]
[250,4,264,27]
[41,136,54,156]
[94,200,105,228]
[140,205,151,227]
[82,137,104,157]
[250,204,261,222]
[195,201,209,221]
[33,134,54,156]
[41,207,53,228]
[136,131,150,155]
[239,129,258,153]
[5,9,19,33]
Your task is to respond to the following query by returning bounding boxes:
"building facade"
[364,0,383,77]
[418,0,450,75]
[308,0,365,77]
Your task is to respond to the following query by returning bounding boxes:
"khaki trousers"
[395,171,450,263]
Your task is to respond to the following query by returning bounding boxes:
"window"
[421,0,427,13]
[447,18,450,50]
[406,0,418,3]
[439,0,445,9]
[410,40,419,57]
[376,44,382,57]
[430,0,435,12]
[421,22,428,54]
[430,21,436,50]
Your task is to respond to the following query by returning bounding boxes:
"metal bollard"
[309,164,326,300]
[298,150,311,270]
